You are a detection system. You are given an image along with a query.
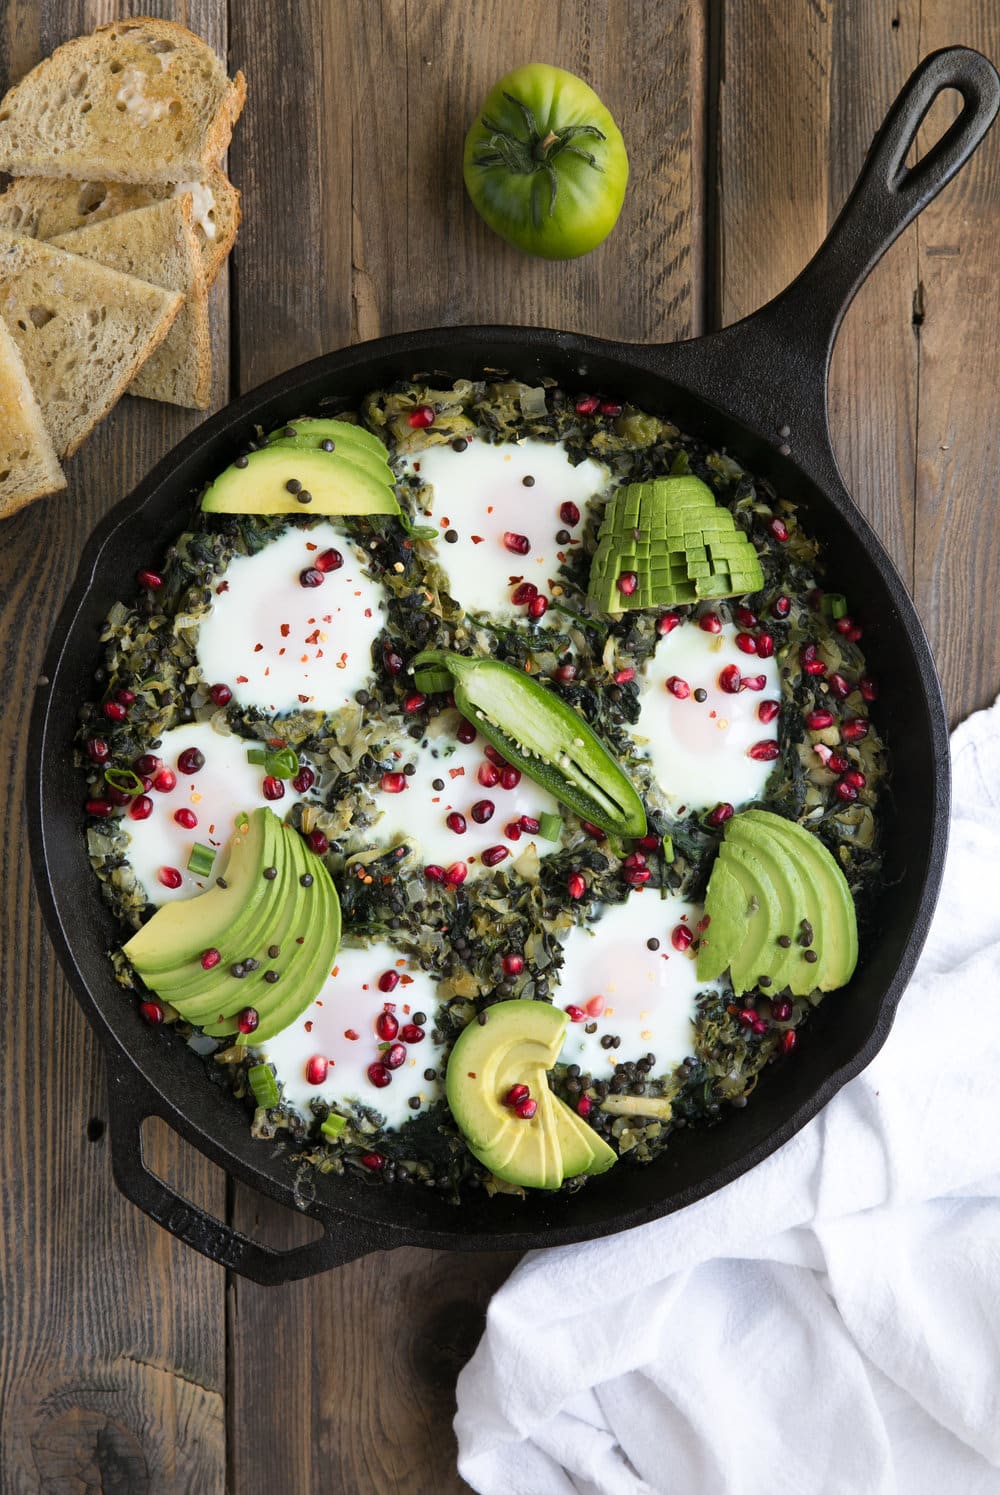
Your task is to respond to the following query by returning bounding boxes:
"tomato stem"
[475,91,607,228]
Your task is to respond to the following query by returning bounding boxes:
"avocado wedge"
[201,442,399,517]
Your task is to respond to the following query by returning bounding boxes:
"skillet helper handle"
[104,1060,391,1284]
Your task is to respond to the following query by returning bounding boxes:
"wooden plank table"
[1,2,997,1489]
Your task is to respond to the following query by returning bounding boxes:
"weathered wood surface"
[1,2,998,1492]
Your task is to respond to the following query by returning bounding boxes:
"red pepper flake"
[448,766,465,779]
[345,1028,359,1040]
[278,648,286,657]
[441,516,450,528]
[305,628,321,645]
[253,643,263,652]
[305,542,317,551]
[215,581,229,594]
[236,675,249,684]
[364,608,372,618]
[322,615,332,624]
[471,535,485,544]
[304,1021,313,1033]
[298,694,311,704]
[487,505,494,514]
[468,1072,477,1079]
[400,973,414,985]
[280,623,290,638]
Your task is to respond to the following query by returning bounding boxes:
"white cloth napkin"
[455,695,1000,1495]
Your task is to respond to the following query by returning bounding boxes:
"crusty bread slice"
[0,313,64,517]
[52,197,211,410]
[0,18,245,185]
[0,230,181,456]
[0,165,241,286]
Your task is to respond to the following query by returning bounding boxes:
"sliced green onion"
[538,812,563,841]
[247,1062,279,1108]
[187,842,216,877]
[662,835,674,863]
[821,593,848,619]
[246,747,268,766]
[321,1111,347,1141]
[412,668,454,695]
[104,767,144,796]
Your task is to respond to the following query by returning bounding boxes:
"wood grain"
[224,4,705,1492]
[0,3,230,1490]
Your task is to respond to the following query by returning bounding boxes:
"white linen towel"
[455,695,1000,1495]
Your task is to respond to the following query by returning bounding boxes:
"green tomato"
[463,63,629,260]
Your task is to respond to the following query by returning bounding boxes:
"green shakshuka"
[79,379,887,1196]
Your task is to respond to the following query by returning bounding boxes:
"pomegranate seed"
[842,717,869,742]
[378,970,400,994]
[624,867,651,886]
[585,994,605,1016]
[293,766,316,793]
[456,720,477,744]
[614,667,635,684]
[707,802,734,827]
[741,674,767,692]
[771,595,791,619]
[771,999,793,1022]
[735,606,758,628]
[136,569,162,589]
[598,399,623,416]
[139,1000,163,1025]
[860,676,878,702]
[555,663,577,683]
[699,612,722,634]
[846,625,863,643]
[758,700,780,724]
[781,1029,798,1055]
[300,568,325,588]
[748,740,781,761]
[519,815,540,833]
[445,861,468,886]
[575,394,600,415]
[500,766,521,790]
[719,664,742,695]
[376,1010,399,1039]
[446,811,467,834]
[173,808,197,829]
[360,1152,386,1170]
[751,1017,769,1035]
[238,1008,259,1035]
[565,1004,586,1022]
[424,865,445,883]
[835,780,859,802]
[400,1023,425,1043]
[305,1055,329,1086]
[381,772,408,793]
[477,762,501,788]
[384,647,404,676]
[828,672,850,700]
[384,1042,407,1070]
[735,632,757,655]
[484,745,508,767]
[85,737,110,762]
[768,517,789,542]
[843,768,866,789]
[504,821,522,842]
[511,581,537,606]
[671,925,693,952]
[528,594,549,619]
[103,700,127,722]
[504,531,530,555]
[800,642,818,663]
[502,953,524,976]
[177,747,205,774]
[367,1063,392,1088]
[403,692,426,713]
[658,611,682,636]
[262,775,285,801]
[471,799,495,824]
[559,501,581,526]
[567,871,586,900]
[128,794,153,821]
[505,1084,531,1106]
[106,785,133,807]
[158,867,183,889]
[623,851,647,870]
[115,688,135,706]
[201,948,221,970]
[582,821,607,840]
[828,752,849,773]
[736,1008,757,1028]
[617,571,638,596]
[408,404,435,428]
[315,548,343,573]
[666,676,690,699]
[636,835,660,851]
[755,633,775,659]
[153,767,177,793]
[834,616,855,636]
[805,709,835,730]
[515,1098,538,1120]
[209,683,232,706]
[131,754,161,778]
[803,659,827,677]
[482,845,510,867]
[85,799,114,817]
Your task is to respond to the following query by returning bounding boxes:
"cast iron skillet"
[28,49,999,1283]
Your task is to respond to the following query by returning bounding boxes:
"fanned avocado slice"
[201,443,399,516]
[265,417,389,463]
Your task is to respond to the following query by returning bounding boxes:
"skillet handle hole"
[905,87,964,170]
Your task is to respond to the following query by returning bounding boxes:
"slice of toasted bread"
[52,197,211,410]
[0,165,241,286]
[0,313,64,517]
[0,230,181,456]
[0,18,245,185]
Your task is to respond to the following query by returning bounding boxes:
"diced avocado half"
[123,807,342,1043]
[696,809,858,997]
[446,1000,616,1189]
[201,440,399,517]
[588,476,764,612]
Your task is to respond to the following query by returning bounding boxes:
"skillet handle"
[104,1058,393,1284]
[644,46,1000,484]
